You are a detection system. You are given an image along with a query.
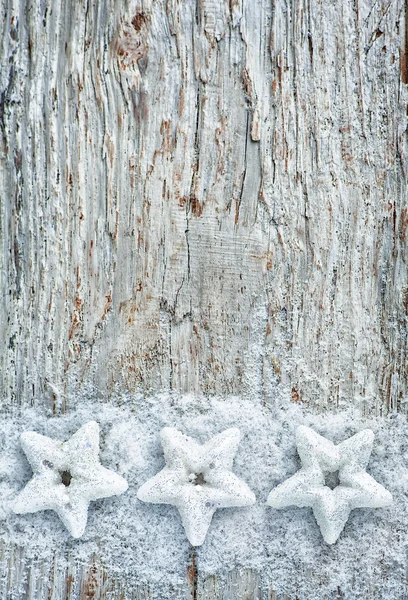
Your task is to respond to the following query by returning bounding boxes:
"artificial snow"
[137,427,256,545]
[0,392,406,599]
[267,425,393,544]
[13,421,128,537]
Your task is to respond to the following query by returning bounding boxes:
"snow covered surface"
[267,425,393,544]
[13,421,128,538]
[137,427,255,545]
[0,392,407,599]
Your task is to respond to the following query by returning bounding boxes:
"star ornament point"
[13,421,128,538]
[267,426,392,545]
[137,427,256,546]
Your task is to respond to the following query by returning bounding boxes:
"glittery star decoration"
[137,427,256,546]
[13,421,128,538]
[267,425,392,544]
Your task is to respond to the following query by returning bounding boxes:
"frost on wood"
[13,421,128,538]
[137,427,256,546]
[267,426,393,544]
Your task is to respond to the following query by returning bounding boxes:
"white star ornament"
[137,427,256,546]
[13,421,128,538]
[267,425,392,544]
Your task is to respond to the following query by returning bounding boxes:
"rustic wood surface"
[1,0,407,597]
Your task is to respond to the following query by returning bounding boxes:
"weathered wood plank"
[2,0,407,413]
[1,0,407,597]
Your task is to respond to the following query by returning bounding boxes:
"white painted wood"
[1,0,407,596]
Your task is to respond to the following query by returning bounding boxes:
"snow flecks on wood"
[0,542,280,600]
[0,543,190,600]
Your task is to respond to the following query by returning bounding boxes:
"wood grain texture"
[1,0,407,597]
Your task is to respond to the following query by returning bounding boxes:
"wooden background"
[1,0,407,597]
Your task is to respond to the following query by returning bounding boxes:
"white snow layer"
[0,393,406,599]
